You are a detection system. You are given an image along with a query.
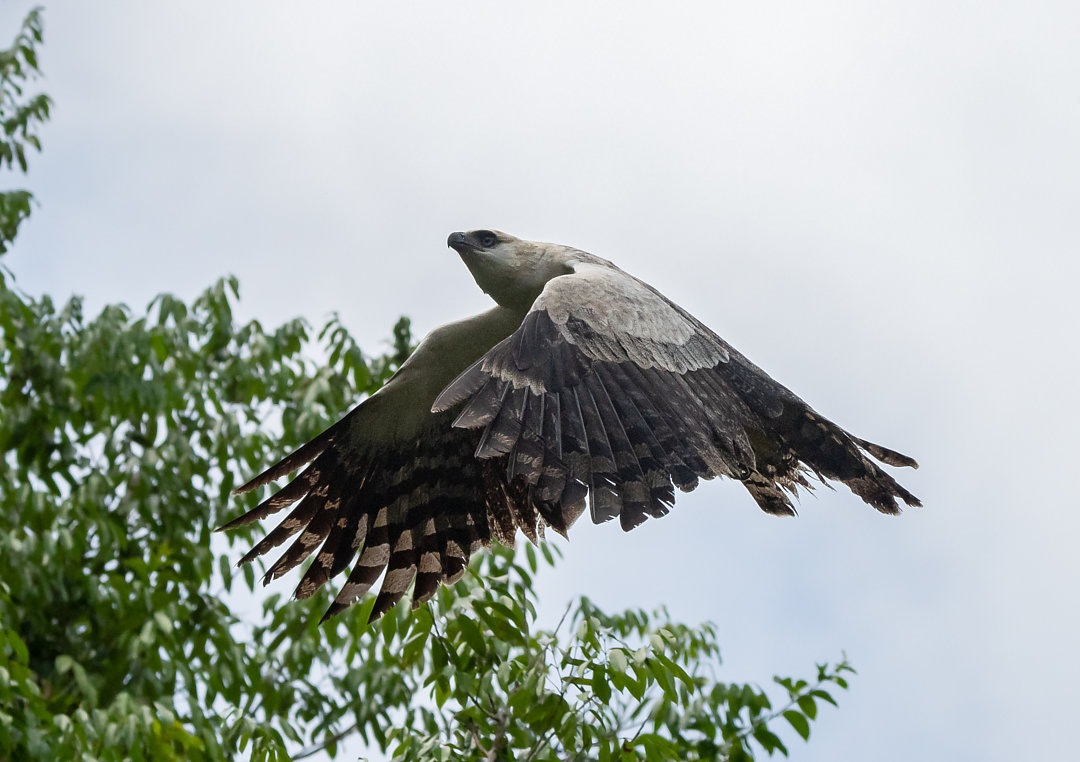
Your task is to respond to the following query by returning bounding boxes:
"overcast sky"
[4,2,1078,760]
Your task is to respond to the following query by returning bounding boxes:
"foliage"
[0,7,48,252]
[364,546,853,762]
[0,8,853,761]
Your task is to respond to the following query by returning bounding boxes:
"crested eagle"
[219,230,919,622]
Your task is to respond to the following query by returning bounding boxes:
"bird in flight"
[219,230,919,622]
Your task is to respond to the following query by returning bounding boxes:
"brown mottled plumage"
[219,230,920,623]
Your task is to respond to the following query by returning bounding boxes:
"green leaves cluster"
[1,8,854,761]
[369,545,853,761]
[0,7,48,251]
[0,259,414,759]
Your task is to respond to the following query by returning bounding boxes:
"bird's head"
[447,230,576,311]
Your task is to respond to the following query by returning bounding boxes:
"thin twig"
[551,599,574,638]
[487,715,508,762]
[291,720,360,760]
[430,609,500,721]
[522,600,592,762]
[467,719,492,757]
[735,673,838,748]
[628,703,652,745]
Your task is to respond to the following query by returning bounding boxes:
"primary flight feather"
[219,230,920,622]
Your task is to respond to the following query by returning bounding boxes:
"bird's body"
[220,231,919,621]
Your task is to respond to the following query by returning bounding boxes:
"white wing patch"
[536,260,729,373]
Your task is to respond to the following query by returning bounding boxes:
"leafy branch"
[0,6,49,253]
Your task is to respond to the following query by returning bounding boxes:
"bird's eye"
[475,230,498,249]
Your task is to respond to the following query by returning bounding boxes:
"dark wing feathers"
[221,261,919,623]
[219,406,560,625]
[606,361,699,490]
[231,424,338,497]
[218,460,320,532]
[436,268,919,534]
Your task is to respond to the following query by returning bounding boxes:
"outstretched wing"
[219,406,569,623]
[433,260,920,531]
[219,306,578,623]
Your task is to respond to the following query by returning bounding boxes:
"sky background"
[4,1,1078,759]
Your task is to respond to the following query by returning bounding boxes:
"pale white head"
[447,230,577,311]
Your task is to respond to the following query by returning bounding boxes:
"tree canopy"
[0,10,853,761]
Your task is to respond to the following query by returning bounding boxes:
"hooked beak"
[447,231,472,254]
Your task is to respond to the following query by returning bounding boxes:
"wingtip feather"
[854,437,919,469]
[232,424,338,496]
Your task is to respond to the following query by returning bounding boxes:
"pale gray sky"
[5,2,1078,760]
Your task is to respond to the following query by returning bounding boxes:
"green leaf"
[457,617,486,655]
[655,652,694,692]
[784,710,811,741]
[5,630,28,664]
[752,725,789,756]
[645,658,678,702]
[591,664,612,703]
[797,695,817,719]
[151,333,167,363]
